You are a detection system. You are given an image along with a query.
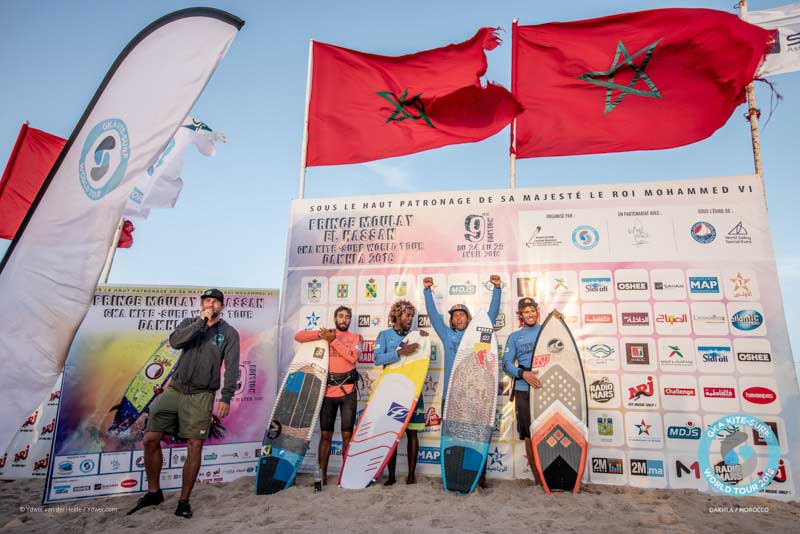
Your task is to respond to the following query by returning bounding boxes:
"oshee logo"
[730,310,764,331]
[79,118,130,200]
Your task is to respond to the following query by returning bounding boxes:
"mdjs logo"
[79,119,130,200]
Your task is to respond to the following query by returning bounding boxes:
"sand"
[1,475,798,534]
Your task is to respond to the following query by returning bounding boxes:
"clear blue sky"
[0,1,797,369]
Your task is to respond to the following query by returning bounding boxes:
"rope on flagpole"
[298,39,314,199]
[738,0,767,210]
[509,19,518,190]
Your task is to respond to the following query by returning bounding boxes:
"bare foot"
[384,476,396,486]
[406,474,417,484]
[478,476,488,489]
[322,476,328,486]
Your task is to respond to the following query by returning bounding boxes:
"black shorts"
[319,390,357,433]
[514,389,532,440]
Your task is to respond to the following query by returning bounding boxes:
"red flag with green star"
[511,9,771,158]
[306,28,521,167]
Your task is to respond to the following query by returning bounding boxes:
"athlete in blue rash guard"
[423,275,502,402]
[373,299,429,485]
[423,274,501,488]
[502,297,544,485]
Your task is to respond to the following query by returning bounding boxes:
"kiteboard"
[109,339,181,434]
[256,338,328,495]
[529,311,588,493]
[440,311,498,494]
[339,331,430,488]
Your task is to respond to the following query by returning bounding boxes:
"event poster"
[281,175,799,501]
[43,285,278,503]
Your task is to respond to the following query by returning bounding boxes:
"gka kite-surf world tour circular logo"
[79,118,130,200]
[698,413,779,496]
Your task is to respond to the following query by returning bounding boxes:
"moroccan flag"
[512,9,772,158]
[307,28,521,166]
[0,124,65,239]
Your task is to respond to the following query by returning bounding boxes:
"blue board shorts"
[407,394,425,431]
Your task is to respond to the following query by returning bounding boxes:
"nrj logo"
[79,119,130,200]
[698,413,779,496]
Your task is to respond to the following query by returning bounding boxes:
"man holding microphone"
[129,288,240,519]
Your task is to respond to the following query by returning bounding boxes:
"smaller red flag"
[307,28,521,167]
[117,219,135,249]
[0,124,66,240]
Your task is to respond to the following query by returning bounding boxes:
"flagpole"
[738,0,766,203]
[99,217,124,284]
[298,39,314,199]
[510,119,517,189]
[509,19,518,190]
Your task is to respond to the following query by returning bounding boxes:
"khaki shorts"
[145,387,214,440]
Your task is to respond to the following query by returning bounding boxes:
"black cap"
[518,297,538,311]
[201,288,225,304]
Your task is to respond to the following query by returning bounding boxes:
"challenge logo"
[590,377,615,403]
[625,343,649,365]
[79,119,130,200]
[592,456,624,474]
[690,221,716,244]
[664,387,696,397]
[730,310,764,331]
[572,225,600,250]
[667,421,701,440]
[689,277,719,294]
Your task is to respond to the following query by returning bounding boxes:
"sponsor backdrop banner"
[0,375,62,480]
[43,285,278,504]
[281,175,798,500]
